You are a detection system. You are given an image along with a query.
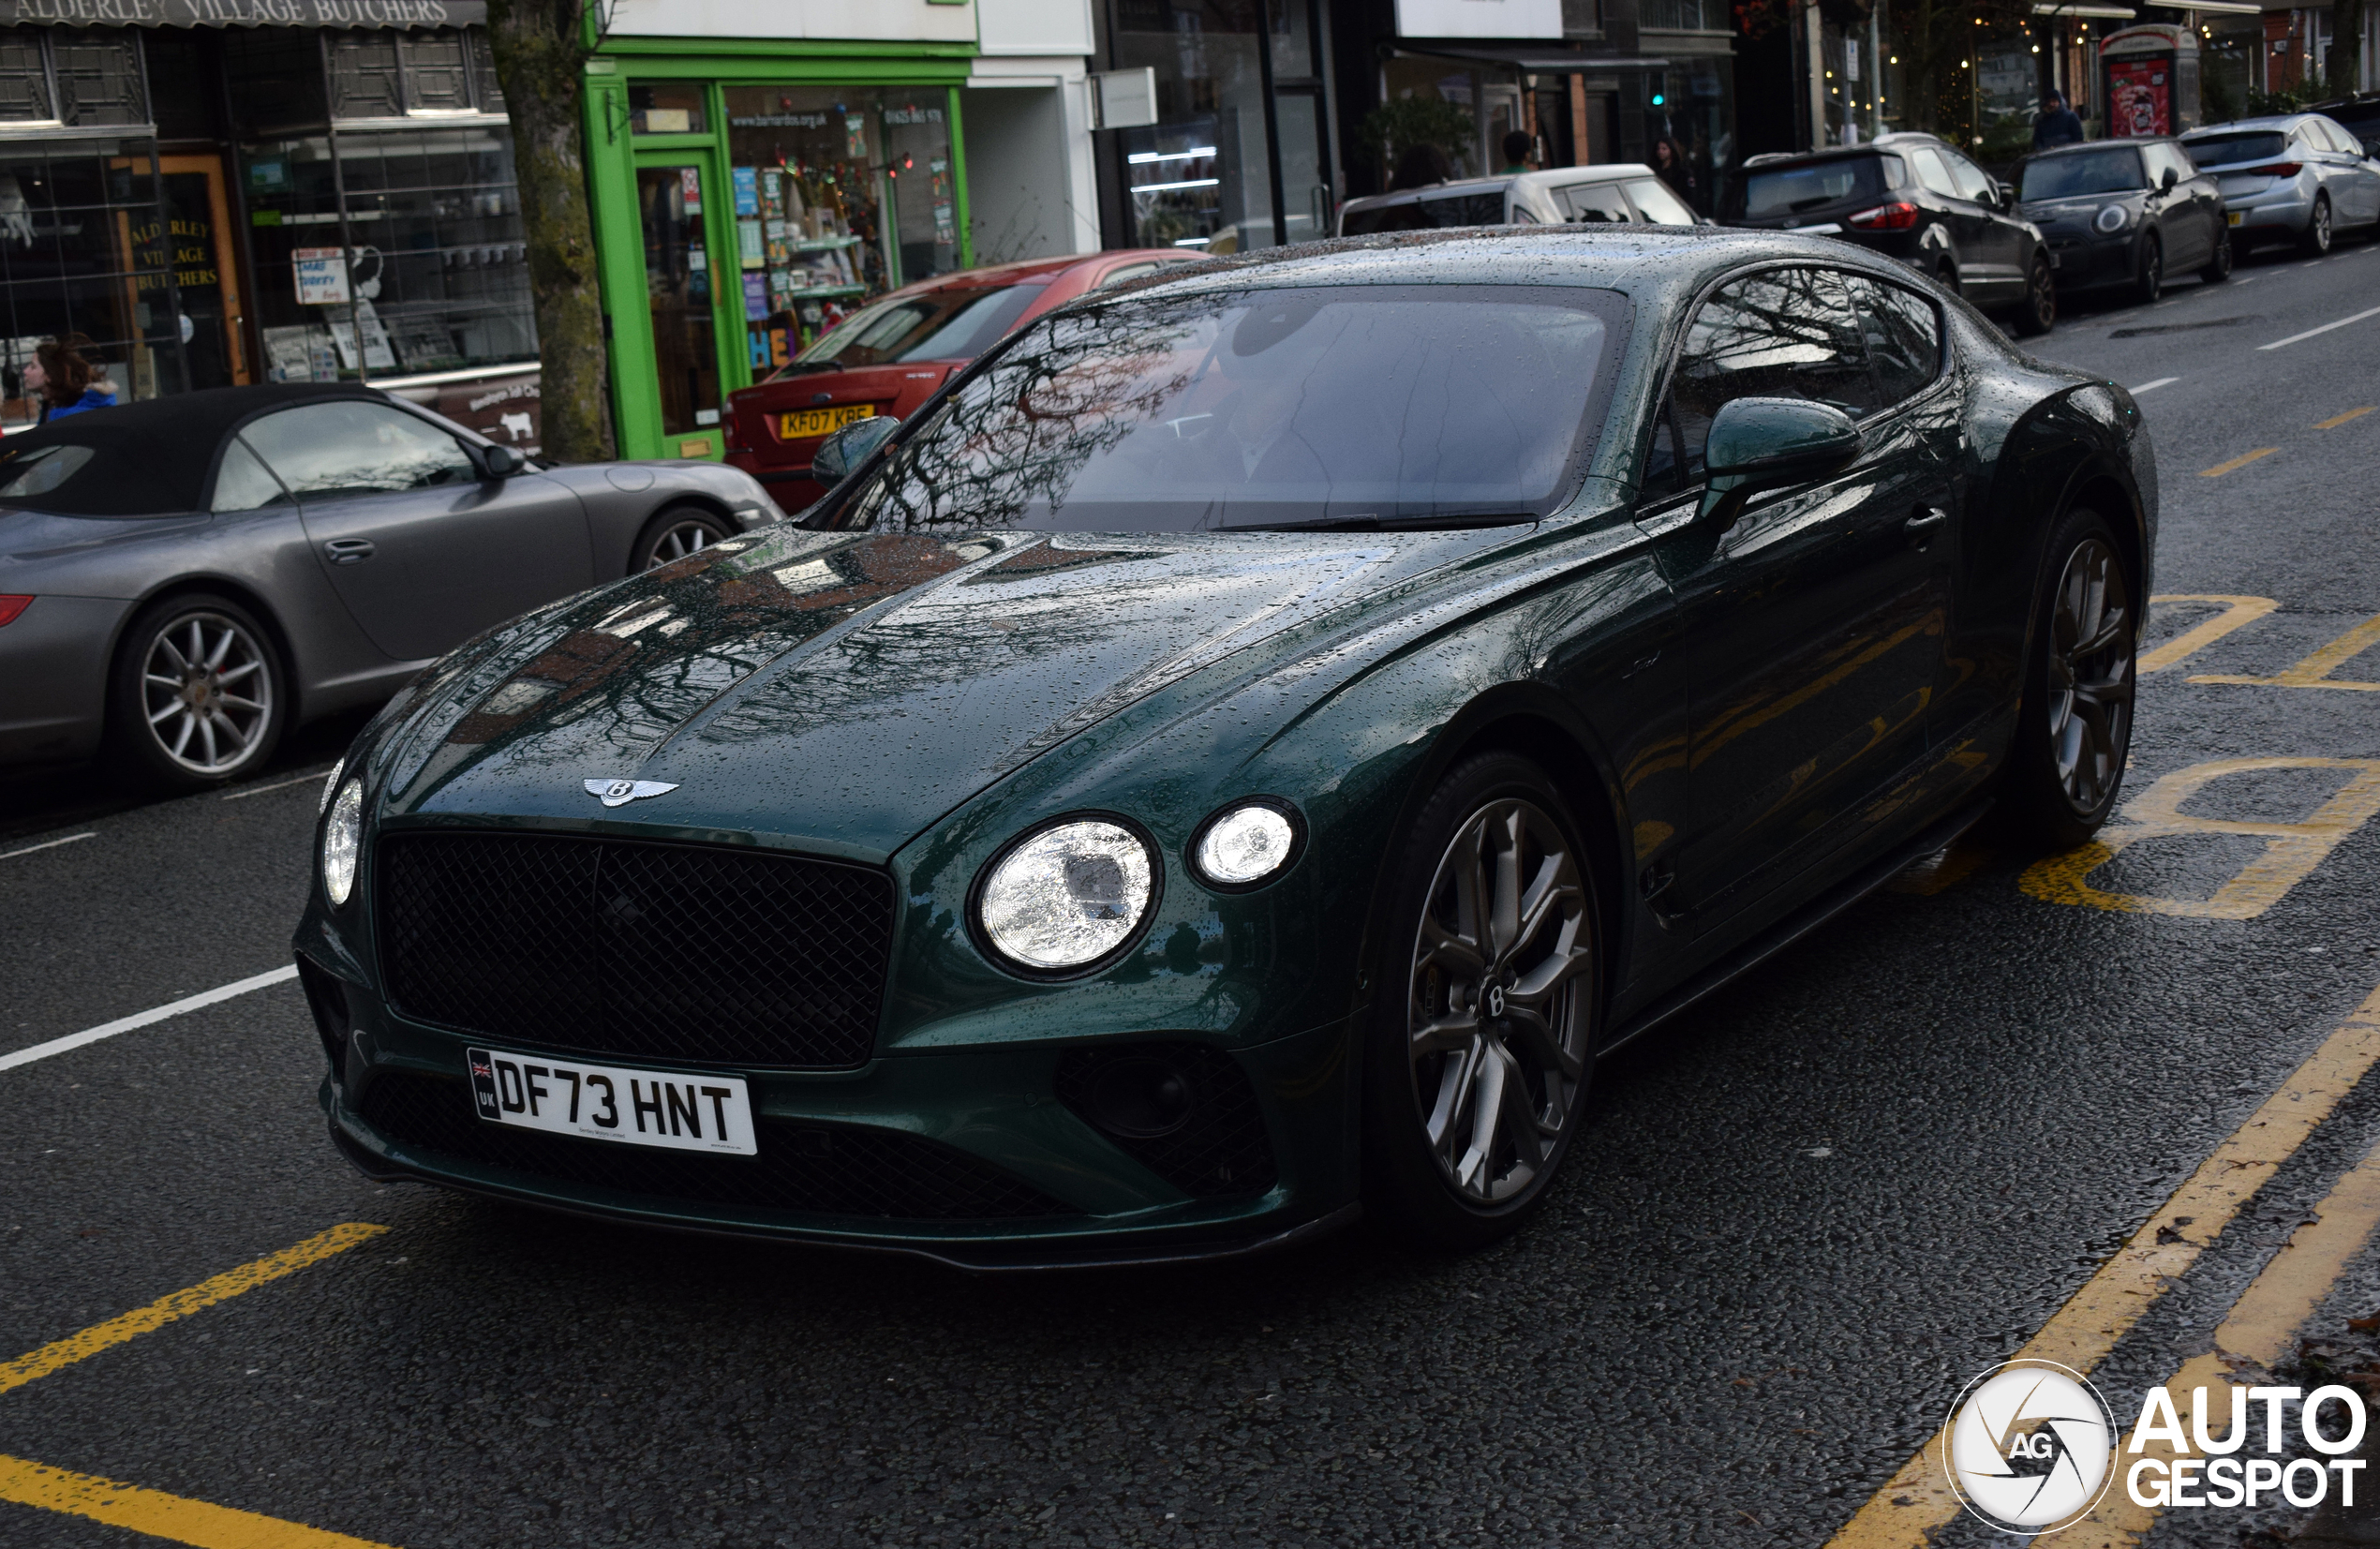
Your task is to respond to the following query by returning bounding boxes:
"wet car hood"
[379,523,1489,861]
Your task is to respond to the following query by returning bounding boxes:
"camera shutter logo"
[1941,1360,2117,1534]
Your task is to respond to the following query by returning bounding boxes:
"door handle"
[324,538,376,565]
[1904,506,1952,550]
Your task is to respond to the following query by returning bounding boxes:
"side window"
[1839,274,1942,406]
[1621,177,1699,225]
[1560,181,1634,223]
[1640,400,1687,500]
[209,437,290,514]
[1943,150,1998,204]
[1906,146,1962,199]
[1667,268,1882,478]
[243,400,477,499]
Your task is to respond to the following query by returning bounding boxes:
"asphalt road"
[6,234,2380,1549]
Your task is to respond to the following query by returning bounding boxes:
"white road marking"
[219,767,335,802]
[0,832,97,862]
[2261,303,2380,350]
[2131,378,2179,394]
[0,965,300,1074]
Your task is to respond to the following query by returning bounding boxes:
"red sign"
[2107,58,2170,137]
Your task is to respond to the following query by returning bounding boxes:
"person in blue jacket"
[2033,89,2088,151]
[23,335,115,424]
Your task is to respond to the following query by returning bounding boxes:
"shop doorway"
[114,154,251,391]
[635,160,723,457]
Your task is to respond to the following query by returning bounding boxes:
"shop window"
[0,35,52,124]
[0,144,183,427]
[52,30,144,127]
[330,33,404,119]
[401,30,471,114]
[630,82,706,136]
[1111,1,1273,250]
[721,85,957,363]
[224,28,330,134]
[326,30,500,122]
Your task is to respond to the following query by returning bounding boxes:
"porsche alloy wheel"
[1371,752,1601,1246]
[108,592,286,791]
[632,506,736,571]
[2004,514,2136,847]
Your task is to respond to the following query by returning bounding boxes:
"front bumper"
[2042,232,2141,290]
[300,926,1366,1269]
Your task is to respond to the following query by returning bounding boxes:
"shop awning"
[2168,1,2264,15]
[2030,3,2138,17]
[1391,45,1673,73]
[0,0,483,26]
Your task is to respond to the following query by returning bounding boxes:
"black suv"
[2308,94,2380,156]
[1722,133,2057,335]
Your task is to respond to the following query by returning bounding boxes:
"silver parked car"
[2180,113,2380,255]
[0,382,783,789]
[1337,164,1703,234]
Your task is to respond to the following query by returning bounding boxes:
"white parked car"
[1338,164,1703,235]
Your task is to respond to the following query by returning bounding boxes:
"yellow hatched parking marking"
[0,1224,384,1397]
[2139,594,2278,673]
[0,1456,401,1549]
[2194,611,2380,692]
[2201,448,2278,477]
[1822,985,2380,1549]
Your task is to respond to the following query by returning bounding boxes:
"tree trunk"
[2328,0,2364,98]
[486,0,614,463]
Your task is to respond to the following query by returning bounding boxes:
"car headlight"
[975,818,1156,972]
[319,756,345,814]
[1190,800,1301,888]
[2095,203,2132,233]
[321,779,363,907]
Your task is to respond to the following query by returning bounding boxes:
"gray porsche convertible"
[0,383,783,789]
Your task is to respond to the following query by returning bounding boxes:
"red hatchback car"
[723,249,1197,509]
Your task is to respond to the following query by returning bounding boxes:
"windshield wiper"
[1223,513,1539,533]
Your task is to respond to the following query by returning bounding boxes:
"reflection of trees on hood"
[854,302,1207,532]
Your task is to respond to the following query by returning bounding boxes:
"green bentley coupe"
[296,227,2151,1267]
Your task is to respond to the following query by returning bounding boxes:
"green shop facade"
[583,38,979,462]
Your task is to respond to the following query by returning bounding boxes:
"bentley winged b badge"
[585,779,679,808]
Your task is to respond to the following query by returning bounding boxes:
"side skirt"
[1597,795,1993,1057]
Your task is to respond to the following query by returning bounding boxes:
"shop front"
[0,9,540,439]
[582,37,980,463]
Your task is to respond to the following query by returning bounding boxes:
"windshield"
[2185,131,2289,167]
[830,283,1625,534]
[1341,190,1509,234]
[781,282,1049,373]
[1737,156,1886,217]
[2020,146,2146,200]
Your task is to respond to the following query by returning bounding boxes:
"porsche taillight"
[0,595,29,627]
[1847,201,1922,231]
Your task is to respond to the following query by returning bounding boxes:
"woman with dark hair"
[23,334,115,424]
[1652,136,1697,207]
[1388,141,1455,192]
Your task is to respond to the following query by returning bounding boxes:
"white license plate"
[467,1048,756,1155]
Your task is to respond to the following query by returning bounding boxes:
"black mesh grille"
[357,1073,1067,1221]
[376,831,893,1069]
[1055,1042,1276,1199]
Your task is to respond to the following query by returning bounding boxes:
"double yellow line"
[0,1223,398,1549]
[1827,984,2380,1546]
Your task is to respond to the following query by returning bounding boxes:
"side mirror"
[809,413,899,485]
[2160,165,2179,191]
[1995,180,2017,208]
[1696,397,1864,529]
[479,442,523,479]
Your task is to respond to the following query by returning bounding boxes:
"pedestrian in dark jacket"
[2033,90,2087,151]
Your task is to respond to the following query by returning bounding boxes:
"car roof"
[1340,165,1659,212]
[0,380,387,516]
[1742,135,1945,169]
[873,249,1192,300]
[2028,137,2164,156]
[2184,114,2323,135]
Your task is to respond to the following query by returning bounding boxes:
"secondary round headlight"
[976,819,1155,972]
[2095,203,2131,233]
[321,778,363,907]
[1191,801,1299,887]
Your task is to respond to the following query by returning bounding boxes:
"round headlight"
[2094,202,2131,233]
[976,819,1155,972]
[319,756,345,814]
[321,778,363,907]
[1191,801,1299,887]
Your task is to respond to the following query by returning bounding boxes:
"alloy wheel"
[2137,241,2163,303]
[2044,538,2135,815]
[1406,797,1594,1205]
[141,610,273,776]
[2025,261,2057,332]
[2310,199,2332,255]
[644,518,721,568]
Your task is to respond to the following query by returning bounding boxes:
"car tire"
[1936,259,1961,296]
[2300,194,2332,256]
[630,504,736,571]
[2133,235,2163,304]
[2200,227,2233,282]
[2001,511,2138,850]
[105,591,288,793]
[1360,751,1602,1252]
[2012,253,2058,336]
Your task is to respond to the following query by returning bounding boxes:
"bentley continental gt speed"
[298,228,2153,1267]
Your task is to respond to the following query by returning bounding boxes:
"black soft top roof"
[0,381,389,516]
